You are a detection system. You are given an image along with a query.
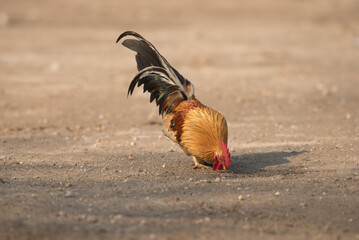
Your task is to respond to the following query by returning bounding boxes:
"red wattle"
[212,160,223,171]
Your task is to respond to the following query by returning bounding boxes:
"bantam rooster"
[116,31,231,171]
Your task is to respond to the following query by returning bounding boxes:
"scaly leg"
[192,156,211,169]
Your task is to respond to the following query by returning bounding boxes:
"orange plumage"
[117,31,231,170]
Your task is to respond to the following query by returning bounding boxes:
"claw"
[192,156,211,169]
[193,163,211,169]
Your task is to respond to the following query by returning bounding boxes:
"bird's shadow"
[229,150,307,174]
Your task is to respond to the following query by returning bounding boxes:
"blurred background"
[1,0,358,135]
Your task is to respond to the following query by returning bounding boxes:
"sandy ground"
[1,0,359,239]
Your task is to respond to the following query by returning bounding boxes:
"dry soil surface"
[1,0,359,239]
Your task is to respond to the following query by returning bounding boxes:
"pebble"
[110,214,123,224]
[275,191,280,196]
[86,215,98,223]
[76,214,86,221]
[238,195,244,200]
[65,191,75,197]
[300,203,307,208]
[215,177,220,182]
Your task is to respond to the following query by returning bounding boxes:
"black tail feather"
[117,31,195,115]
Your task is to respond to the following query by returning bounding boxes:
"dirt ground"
[1,0,359,239]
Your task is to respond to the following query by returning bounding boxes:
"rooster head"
[213,141,231,171]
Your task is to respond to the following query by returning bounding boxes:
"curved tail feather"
[116,31,195,115]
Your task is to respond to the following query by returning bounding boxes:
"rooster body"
[117,31,231,171]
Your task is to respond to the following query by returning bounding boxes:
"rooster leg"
[192,156,211,169]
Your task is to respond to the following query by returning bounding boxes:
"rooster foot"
[192,156,211,169]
